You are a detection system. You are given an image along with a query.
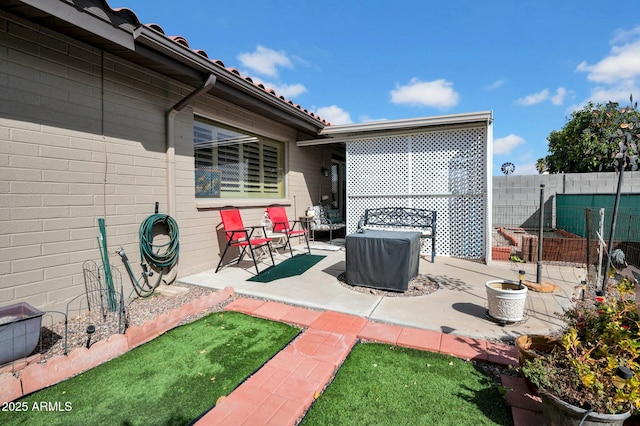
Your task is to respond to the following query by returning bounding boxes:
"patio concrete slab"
[179,243,586,341]
[181,251,384,318]
[370,256,579,340]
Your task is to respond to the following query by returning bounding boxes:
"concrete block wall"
[493,171,640,229]
[0,11,179,311]
[0,10,327,313]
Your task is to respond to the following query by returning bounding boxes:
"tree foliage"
[539,100,640,173]
[588,99,639,173]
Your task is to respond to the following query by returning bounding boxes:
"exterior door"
[331,160,346,218]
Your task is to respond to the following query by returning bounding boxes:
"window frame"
[193,117,287,207]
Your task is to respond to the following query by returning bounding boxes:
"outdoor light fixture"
[518,270,526,289]
[613,365,633,389]
[86,324,96,349]
[321,166,329,177]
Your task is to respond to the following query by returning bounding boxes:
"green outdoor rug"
[248,254,325,283]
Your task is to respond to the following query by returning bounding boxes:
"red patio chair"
[267,205,311,257]
[215,207,275,275]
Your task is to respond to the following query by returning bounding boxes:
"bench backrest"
[363,207,436,233]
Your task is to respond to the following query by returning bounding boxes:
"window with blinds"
[194,118,284,198]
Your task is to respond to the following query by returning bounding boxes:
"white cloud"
[551,87,567,105]
[516,89,549,106]
[236,47,306,100]
[588,81,640,104]
[576,40,640,84]
[239,74,307,99]
[574,27,640,107]
[267,82,307,98]
[570,81,640,109]
[512,162,539,176]
[516,88,568,106]
[390,78,459,109]
[315,105,352,125]
[611,25,640,44]
[237,45,293,77]
[493,134,525,155]
[485,79,505,91]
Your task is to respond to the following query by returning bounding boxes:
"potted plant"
[515,334,560,365]
[515,333,561,395]
[521,277,639,425]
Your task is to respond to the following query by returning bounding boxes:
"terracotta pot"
[541,391,631,426]
[516,334,560,395]
[515,334,560,365]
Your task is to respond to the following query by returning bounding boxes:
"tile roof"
[110,5,330,126]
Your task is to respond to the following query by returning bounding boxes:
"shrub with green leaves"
[522,278,640,414]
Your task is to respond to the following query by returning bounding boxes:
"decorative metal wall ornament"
[501,162,515,175]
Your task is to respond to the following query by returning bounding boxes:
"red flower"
[595,296,605,303]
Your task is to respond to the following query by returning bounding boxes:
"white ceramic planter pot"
[485,280,527,322]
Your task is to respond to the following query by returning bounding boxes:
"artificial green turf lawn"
[1,311,299,426]
[301,343,512,426]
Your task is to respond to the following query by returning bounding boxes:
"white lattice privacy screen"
[346,126,489,259]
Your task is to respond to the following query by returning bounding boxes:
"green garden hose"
[117,214,180,297]
[139,214,180,269]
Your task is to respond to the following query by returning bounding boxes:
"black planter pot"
[541,391,631,426]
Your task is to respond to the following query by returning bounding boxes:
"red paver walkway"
[195,298,533,425]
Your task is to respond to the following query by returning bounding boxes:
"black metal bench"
[360,207,437,263]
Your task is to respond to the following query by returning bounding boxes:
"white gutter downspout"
[165,74,216,217]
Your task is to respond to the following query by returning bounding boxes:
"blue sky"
[122,1,640,175]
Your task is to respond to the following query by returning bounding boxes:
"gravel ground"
[337,273,440,296]
[32,284,223,367]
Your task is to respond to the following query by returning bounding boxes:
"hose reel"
[117,214,180,297]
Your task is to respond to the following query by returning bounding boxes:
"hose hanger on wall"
[116,212,180,297]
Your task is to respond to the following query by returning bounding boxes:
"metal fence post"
[585,208,591,266]
[537,184,545,283]
[601,168,625,295]
[597,208,605,290]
